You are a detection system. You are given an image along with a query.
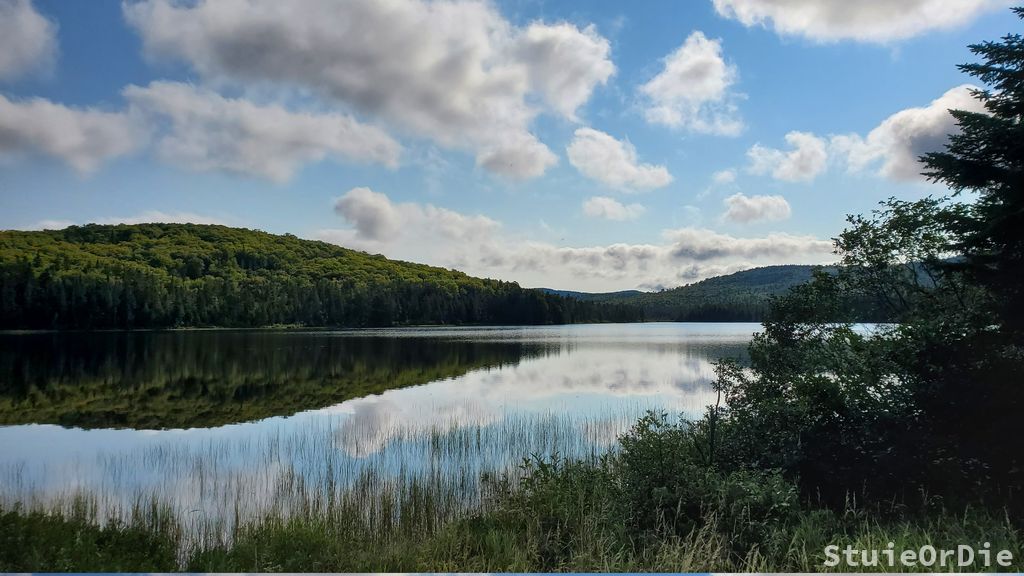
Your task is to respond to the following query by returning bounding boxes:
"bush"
[617,412,798,555]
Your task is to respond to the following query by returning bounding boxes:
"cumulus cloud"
[331,186,500,248]
[333,187,403,242]
[722,193,792,223]
[712,0,1009,43]
[124,81,401,182]
[582,196,646,221]
[566,128,673,191]
[0,0,57,81]
[747,130,828,182]
[0,94,143,173]
[745,86,986,184]
[831,84,985,181]
[124,0,615,179]
[712,169,736,185]
[476,135,558,180]
[317,188,833,292]
[515,22,616,121]
[638,31,742,135]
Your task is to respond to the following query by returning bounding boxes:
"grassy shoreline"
[2,475,1018,572]
[2,415,1020,573]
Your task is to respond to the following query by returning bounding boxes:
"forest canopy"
[0,224,640,329]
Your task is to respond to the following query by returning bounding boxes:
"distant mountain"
[535,288,644,301]
[0,224,642,329]
[546,265,823,321]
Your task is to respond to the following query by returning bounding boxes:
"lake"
[0,323,757,540]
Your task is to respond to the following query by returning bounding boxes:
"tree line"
[0,224,642,329]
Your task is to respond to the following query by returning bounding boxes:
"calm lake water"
[0,323,757,536]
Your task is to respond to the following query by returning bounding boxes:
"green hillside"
[535,288,644,301]
[627,265,818,320]
[563,265,823,321]
[0,224,640,329]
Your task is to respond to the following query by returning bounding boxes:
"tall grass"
[1,408,1020,572]
[0,407,650,547]
[3,462,1019,572]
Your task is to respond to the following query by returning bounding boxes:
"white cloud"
[0,0,57,81]
[0,94,143,173]
[743,85,986,185]
[722,193,792,223]
[317,188,834,292]
[566,128,673,191]
[662,227,827,261]
[124,0,615,180]
[831,84,985,181]
[638,31,742,135]
[476,135,558,180]
[712,0,1009,43]
[712,169,736,185]
[331,186,500,248]
[582,196,646,221]
[515,22,616,121]
[747,130,828,182]
[333,187,403,242]
[124,81,401,182]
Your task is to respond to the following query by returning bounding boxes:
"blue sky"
[0,0,1016,291]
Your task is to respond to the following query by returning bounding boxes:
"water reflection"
[0,330,537,429]
[0,323,756,534]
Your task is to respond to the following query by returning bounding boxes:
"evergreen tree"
[923,7,1024,337]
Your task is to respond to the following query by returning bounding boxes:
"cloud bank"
[125,82,402,182]
[124,0,616,179]
[318,187,833,292]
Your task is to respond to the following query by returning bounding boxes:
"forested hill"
[536,288,644,301]
[0,224,641,329]
[556,265,821,321]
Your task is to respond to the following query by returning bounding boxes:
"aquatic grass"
[2,450,1020,571]
[2,403,1019,572]
[0,406,653,545]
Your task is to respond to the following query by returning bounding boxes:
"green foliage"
[709,197,1022,511]
[0,223,641,329]
[615,412,798,554]
[922,9,1024,336]
[0,502,179,572]
[4,419,1019,572]
[705,20,1024,510]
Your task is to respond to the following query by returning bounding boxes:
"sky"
[0,0,1016,292]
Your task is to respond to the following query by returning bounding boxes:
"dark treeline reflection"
[0,331,541,430]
